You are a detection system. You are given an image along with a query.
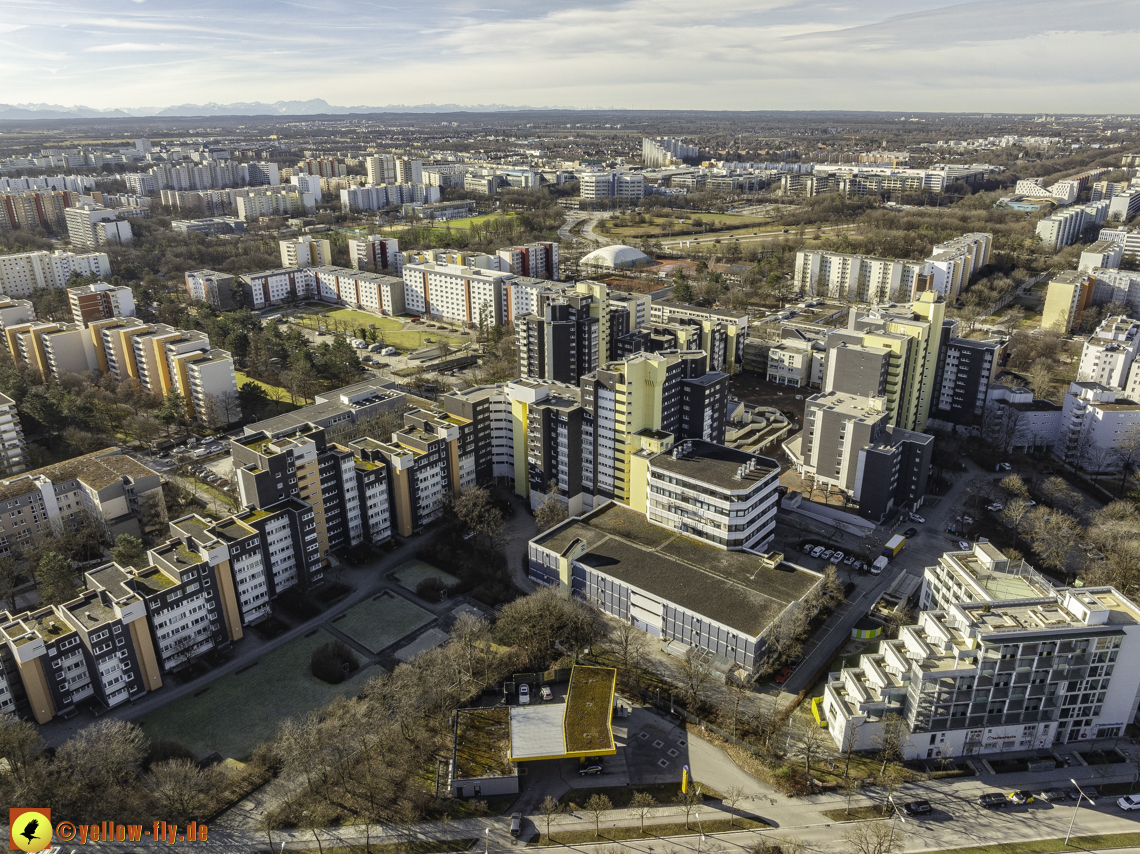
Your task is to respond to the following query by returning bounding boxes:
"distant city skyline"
[3,0,1139,115]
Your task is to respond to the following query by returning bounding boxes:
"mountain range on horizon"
[0,98,580,120]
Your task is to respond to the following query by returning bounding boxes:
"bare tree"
[723,785,747,828]
[873,713,910,775]
[678,787,704,828]
[145,758,222,823]
[842,775,864,815]
[841,716,866,778]
[1114,424,1140,490]
[842,819,901,854]
[629,791,657,834]
[538,795,564,842]
[583,793,612,838]
[791,711,828,779]
[678,647,713,705]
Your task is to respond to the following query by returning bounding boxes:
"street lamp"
[887,795,906,851]
[485,827,490,854]
[1066,779,1096,846]
[696,812,705,854]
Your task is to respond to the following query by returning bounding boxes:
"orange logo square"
[9,809,50,850]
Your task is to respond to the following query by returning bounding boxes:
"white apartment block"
[235,190,303,220]
[1090,269,1140,314]
[578,171,645,202]
[279,236,331,269]
[1108,189,1140,223]
[364,154,397,185]
[0,296,34,330]
[795,250,928,302]
[1036,201,1111,252]
[310,267,406,315]
[825,546,1140,757]
[0,250,111,297]
[497,242,559,280]
[1100,226,1140,260]
[67,282,135,325]
[347,235,401,274]
[173,349,240,425]
[64,205,133,249]
[1080,240,1123,272]
[1060,382,1140,471]
[1076,316,1140,388]
[642,137,698,167]
[402,260,513,326]
[0,392,27,476]
[767,339,815,386]
[340,183,440,212]
[289,173,323,203]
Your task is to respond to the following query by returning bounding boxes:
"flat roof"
[535,503,818,638]
[454,707,513,779]
[649,439,778,491]
[509,704,566,760]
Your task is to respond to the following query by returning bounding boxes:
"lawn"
[925,833,1140,854]
[390,559,460,592]
[261,842,477,854]
[420,212,514,230]
[324,309,405,331]
[820,805,893,822]
[332,591,434,654]
[235,371,310,408]
[139,629,375,760]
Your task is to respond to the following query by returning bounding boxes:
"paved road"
[580,212,616,246]
[776,455,994,695]
[46,705,1140,852]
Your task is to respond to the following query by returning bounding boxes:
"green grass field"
[323,309,405,331]
[390,559,460,592]
[235,371,309,408]
[139,629,375,760]
[419,212,516,230]
[332,591,434,654]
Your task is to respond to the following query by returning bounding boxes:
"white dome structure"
[580,244,652,272]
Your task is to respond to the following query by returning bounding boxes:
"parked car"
[1007,790,1034,805]
[832,551,845,563]
[853,560,865,572]
[843,555,856,565]
[802,543,815,553]
[978,792,1007,809]
[510,813,522,837]
[902,800,932,816]
[963,515,975,524]
[540,685,553,701]
[958,541,971,551]
[910,513,926,523]
[811,546,824,558]
[821,550,834,560]
[1068,785,1098,801]
[1118,794,1140,811]
[774,667,794,684]
[578,761,604,776]
[903,527,918,538]
[1040,788,1068,802]
[518,684,530,705]
[999,462,1013,471]
[987,503,1004,512]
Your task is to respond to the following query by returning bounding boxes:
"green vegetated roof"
[563,666,616,754]
[454,707,513,780]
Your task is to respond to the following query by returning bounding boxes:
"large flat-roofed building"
[185,270,239,310]
[528,502,820,673]
[648,301,747,374]
[347,235,402,274]
[242,380,409,440]
[920,540,1056,614]
[629,438,780,551]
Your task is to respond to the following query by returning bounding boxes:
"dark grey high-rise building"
[930,337,1005,428]
[516,294,599,385]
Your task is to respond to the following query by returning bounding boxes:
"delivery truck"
[882,534,906,558]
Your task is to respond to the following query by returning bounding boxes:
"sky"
[2,0,1139,113]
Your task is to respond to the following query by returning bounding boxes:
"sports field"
[332,591,434,654]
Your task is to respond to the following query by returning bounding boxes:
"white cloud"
[85,42,181,52]
[3,0,1138,112]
